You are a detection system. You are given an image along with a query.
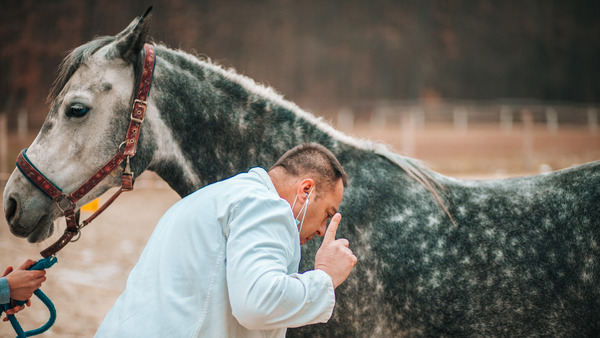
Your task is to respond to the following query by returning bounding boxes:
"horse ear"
[113,6,153,63]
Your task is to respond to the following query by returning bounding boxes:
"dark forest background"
[1,0,600,128]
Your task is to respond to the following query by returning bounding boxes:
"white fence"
[337,101,599,133]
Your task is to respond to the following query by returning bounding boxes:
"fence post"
[545,107,558,134]
[337,107,354,132]
[410,106,425,130]
[522,109,534,171]
[18,107,28,140]
[0,113,7,183]
[500,106,512,133]
[370,107,387,131]
[454,107,468,132]
[401,111,415,157]
[588,108,598,134]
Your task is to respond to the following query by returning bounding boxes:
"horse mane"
[47,35,145,106]
[157,46,450,218]
[48,36,115,103]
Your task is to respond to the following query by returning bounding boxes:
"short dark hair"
[269,143,348,189]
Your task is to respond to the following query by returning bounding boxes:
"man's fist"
[314,213,357,288]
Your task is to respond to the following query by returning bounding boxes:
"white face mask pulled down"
[291,187,314,235]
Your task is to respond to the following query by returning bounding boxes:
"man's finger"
[338,238,349,247]
[324,213,341,242]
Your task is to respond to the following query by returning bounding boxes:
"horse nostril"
[5,197,17,224]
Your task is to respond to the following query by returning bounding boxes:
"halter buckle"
[130,113,144,124]
[133,99,147,107]
[54,196,75,214]
[131,99,147,124]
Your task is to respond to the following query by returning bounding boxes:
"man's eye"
[68,105,90,117]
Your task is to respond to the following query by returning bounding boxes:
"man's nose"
[315,221,327,237]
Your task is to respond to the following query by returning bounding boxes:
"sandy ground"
[0,177,180,337]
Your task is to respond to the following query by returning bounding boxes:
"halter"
[15,44,156,258]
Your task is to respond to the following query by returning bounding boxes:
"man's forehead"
[325,179,344,206]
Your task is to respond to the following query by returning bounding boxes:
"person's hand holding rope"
[2,260,47,322]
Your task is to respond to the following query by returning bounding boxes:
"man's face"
[299,178,344,245]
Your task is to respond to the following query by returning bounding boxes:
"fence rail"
[337,100,599,132]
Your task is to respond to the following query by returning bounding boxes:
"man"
[1,259,47,322]
[96,143,357,337]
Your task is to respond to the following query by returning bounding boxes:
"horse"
[4,8,600,337]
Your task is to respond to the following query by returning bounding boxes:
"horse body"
[4,9,599,337]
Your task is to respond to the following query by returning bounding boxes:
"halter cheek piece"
[15,44,156,258]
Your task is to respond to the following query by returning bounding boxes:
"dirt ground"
[0,176,180,337]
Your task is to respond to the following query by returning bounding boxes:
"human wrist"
[315,268,337,289]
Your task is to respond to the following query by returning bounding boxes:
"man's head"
[268,143,348,245]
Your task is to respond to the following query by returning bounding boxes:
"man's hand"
[2,259,45,321]
[314,213,357,288]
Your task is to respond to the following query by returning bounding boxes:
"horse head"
[3,8,155,243]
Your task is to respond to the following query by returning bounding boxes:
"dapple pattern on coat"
[4,9,599,337]
[296,163,600,337]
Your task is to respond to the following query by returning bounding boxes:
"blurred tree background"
[1,0,599,129]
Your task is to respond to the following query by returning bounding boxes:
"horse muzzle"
[3,169,58,243]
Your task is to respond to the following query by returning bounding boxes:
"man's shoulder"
[190,167,277,204]
[220,167,272,192]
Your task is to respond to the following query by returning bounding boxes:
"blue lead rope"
[1,256,58,338]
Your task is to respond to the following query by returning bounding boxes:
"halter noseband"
[16,44,156,258]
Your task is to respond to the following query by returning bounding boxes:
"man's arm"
[226,196,335,331]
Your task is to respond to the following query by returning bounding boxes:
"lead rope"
[1,256,58,337]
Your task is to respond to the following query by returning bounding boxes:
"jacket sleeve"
[226,195,335,330]
[0,277,10,304]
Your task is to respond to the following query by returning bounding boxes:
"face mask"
[291,187,314,234]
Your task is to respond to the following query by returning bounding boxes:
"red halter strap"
[16,43,156,258]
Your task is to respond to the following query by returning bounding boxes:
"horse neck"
[146,47,340,196]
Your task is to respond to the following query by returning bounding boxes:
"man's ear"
[296,179,315,203]
[111,6,152,64]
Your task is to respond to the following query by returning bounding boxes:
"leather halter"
[16,44,156,258]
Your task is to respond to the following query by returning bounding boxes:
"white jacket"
[95,168,335,338]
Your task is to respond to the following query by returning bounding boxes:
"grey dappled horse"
[4,8,600,337]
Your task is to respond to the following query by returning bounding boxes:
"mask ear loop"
[298,195,309,234]
[297,187,314,234]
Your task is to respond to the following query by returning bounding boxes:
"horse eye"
[68,105,90,117]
